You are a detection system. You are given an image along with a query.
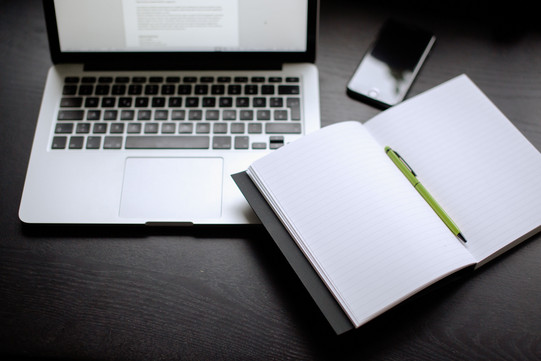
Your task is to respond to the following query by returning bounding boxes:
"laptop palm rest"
[119,157,223,221]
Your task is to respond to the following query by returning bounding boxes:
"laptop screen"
[53,0,308,53]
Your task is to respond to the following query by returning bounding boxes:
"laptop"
[19,0,320,225]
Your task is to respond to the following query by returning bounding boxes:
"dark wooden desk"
[1,1,540,360]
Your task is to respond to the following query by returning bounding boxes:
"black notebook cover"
[232,171,354,334]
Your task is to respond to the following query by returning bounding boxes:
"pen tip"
[457,233,467,243]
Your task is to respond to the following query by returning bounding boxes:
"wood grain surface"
[1,1,540,360]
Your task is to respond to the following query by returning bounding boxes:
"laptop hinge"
[84,62,283,72]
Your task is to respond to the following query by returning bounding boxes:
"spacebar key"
[125,136,210,149]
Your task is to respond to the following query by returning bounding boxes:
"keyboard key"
[248,123,262,134]
[161,85,175,95]
[103,110,118,120]
[78,85,94,95]
[166,76,180,83]
[269,136,285,149]
[196,123,211,133]
[286,97,301,120]
[186,97,199,107]
[269,77,282,83]
[145,84,159,95]
[252,142,267,149]
[161,123,176,134]
[269,97,283,107]
[253,97,266,107]
[112,85,126,95]
[121,110,135,120]
[223,110,236,120]
[81,77,96,83]
[76,123,91,134]
[110,123,125,133]
[115,77,130,83]
[257,110,271,120]
[154,110,168,120]
[234,76,248,83]
[98,76,113,83]
[178,84,192,94]
[278,85,300,94]
[149,76,163,83]
[132,77,146,83]
[68,136,84,149]
[152,97,166,107]
[51,136,67,149]
[62,85,77,95]
[234,136,250,149]
[230,123,245,133]
[195,84,209,95]
[93,123,107,134]
[55,123,73,134]
[216,97,231,108]
[118,97,132,107]
[128,84,142,95]
[103,136,123,149]
[213,136,232,149]
[127,123,142,134]
[236,98,249,107]
[261,85,275,95]
[178,123,193,133]
[286,77,300,82]
[240,110,253,120]
[125,136,210,149]
[60,97,83,107]
[58,110,84,120]
[171,110,186,120]
[200,77,214,83]
[274,110,288,120]
[244,85,258,95]
[101,97,116,107]
[211,85,225,95]
[95,85,110,95]
[138,110,151,120]
[144,123,159,134]
[189,110,202,120]
[206,110,220,120]
[202,97,216,107]
[213,123,227,133]
[169,97,182,107]
[228,85,241,95]
[183,77,197,83]
[251,77,265,83]
[86,136,101,149]
[135,97,149,107]
[65,77,79,83]
[85,97,99,107]
[265,122,301,134]
[217,76,231,83]
[87,110,101,121]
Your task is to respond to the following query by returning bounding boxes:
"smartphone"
[346,19,436,108]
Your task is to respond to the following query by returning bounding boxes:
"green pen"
[385,146,467,243]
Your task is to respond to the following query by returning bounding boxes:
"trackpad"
[119,157,223,220]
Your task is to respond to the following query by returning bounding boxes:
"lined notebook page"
[248,122,475,327]
[365,75,541,265]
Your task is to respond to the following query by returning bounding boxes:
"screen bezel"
[42,0,318,69]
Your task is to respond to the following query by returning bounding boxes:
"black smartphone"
[346,19,435,108]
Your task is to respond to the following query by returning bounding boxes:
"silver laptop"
[19,0,320,225]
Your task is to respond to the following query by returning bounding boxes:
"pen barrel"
[415,183,461,236]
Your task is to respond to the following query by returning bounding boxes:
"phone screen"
[347,20,435,108]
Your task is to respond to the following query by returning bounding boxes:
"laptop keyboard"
[52,75,303,150]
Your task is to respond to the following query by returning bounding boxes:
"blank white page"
[365,75,541,265]
[247,121,475,327]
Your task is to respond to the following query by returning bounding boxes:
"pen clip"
[394,151,417,177]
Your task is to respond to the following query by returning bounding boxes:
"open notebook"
[234,75,541,332]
